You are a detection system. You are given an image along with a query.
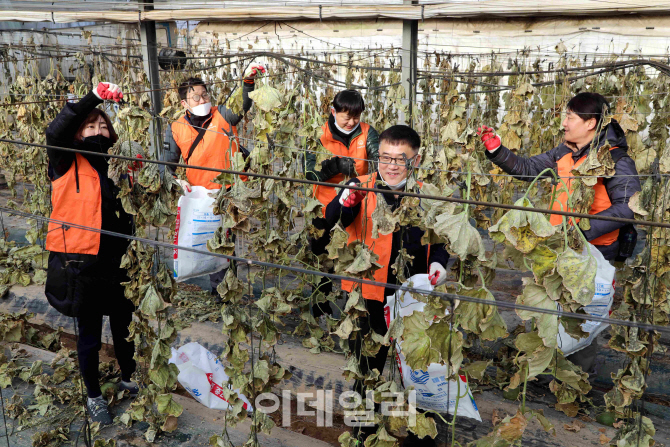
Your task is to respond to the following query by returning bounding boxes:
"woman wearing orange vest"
[45,83,139,426]
[478,92,641,261]
[324,125,449,447]
[306,90,380,318]
[163,65,265,293]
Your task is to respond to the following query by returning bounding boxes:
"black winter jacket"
[45,92,134,317]
[486,120,641,260]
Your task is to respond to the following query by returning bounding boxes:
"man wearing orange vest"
[324,125,449,447]
[163,65,265,293]
[478,92,641,373]
[478,92,640,260]
[306,89,379,318]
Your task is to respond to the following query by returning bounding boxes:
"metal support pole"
[401,0,418,126]
[139,1,163,158]
[186,20,191,53]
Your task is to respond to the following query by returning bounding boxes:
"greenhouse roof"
[1,0,669,23]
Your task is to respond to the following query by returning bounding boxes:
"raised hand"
[477,125,501,152]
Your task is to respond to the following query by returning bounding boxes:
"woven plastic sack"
[173,186,229,281]
[385,274,482,421]
[557,244,616,356]
[169,342,253,412]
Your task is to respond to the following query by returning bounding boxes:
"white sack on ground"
[169,342,253,412]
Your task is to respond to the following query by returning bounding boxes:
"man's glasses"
[378,154,417,167]
[189,93,210,103]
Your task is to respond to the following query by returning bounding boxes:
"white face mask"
[189,102,212,117]
[377,169,407,190]
[331,108,359,135]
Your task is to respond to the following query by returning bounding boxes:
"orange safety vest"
[341,173,427,302]
[172,108,239,189]
[46,154,102,255]
[550,147,618,246]
[313,122,370,216]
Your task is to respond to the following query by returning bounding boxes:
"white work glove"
[177,179,192,193]
[93,82,123,102]
[428,262,447,286]
[244,63,266,80]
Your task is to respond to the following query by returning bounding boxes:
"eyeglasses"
[379,154,417,167]
[189,93,210,103]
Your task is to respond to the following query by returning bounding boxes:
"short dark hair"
[379,125,421,152]
[566,92,610,129]
[178,77,207,101]
[332,89,365,117]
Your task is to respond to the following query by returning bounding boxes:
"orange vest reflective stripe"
[172,108,239,190]
[313,122,370,216]
[46,154,102,255]
[550,147,618,246]
[341,173,426,302]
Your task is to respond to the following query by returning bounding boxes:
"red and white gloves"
[244,63,267,80]
[125,155,144,186]
[477,126,501,153]
[339,184,367,208]
[93,82,124,102]
[127,154,144,175]
[428,262,447,286]
[177,179,192,193]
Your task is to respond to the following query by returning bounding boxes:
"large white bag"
[557,244,616,356]
[385,275,482,421]
[173,186,229,281]
[169,342,253,412]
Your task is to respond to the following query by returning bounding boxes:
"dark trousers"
[210,233,235,293]
[349,299,390,440]
[349,298,436,447]
[350,299,390,395]
[311,217,335,317]
[77,311,136,398]
[209,266,229,293]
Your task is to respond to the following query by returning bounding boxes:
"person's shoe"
[118,380,139,397]
[87,396,113,426]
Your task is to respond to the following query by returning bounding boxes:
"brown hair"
[74,108,118,143]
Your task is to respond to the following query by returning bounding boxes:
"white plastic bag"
[557,244,616,356]
[385,275,482,421]
[173,186,229,281]
[169,342,253,412]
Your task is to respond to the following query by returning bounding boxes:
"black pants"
[349,298,436,446]
[349,299,390,440]
[209,266,229,293]
[350,299,389,395]
[311,217,335,317]
[77,311,136,398]
[210,233,235,293]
